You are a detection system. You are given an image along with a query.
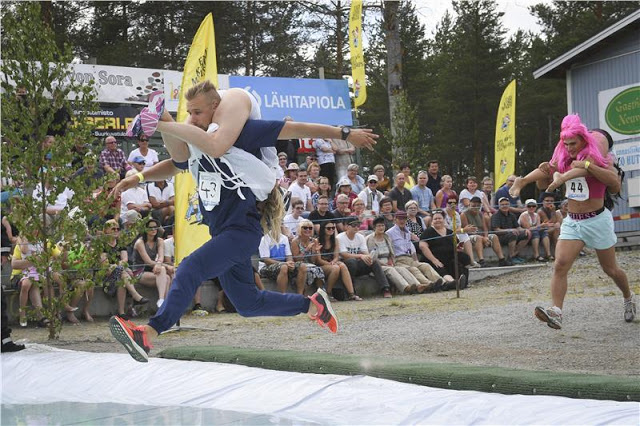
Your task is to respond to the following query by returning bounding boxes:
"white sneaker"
[624,294,636,323]
[535,306,562,329]
[156,298,165,308]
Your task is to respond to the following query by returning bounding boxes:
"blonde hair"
[260,185,285,242]
[297,219,314,235]
[405,200,419,210]
[185,80,221,104]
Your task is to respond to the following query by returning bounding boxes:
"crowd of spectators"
[1,133,570,322]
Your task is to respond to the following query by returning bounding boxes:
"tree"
[381,91,422,171]
[1,2,120,339]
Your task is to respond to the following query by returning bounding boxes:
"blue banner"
[228,76,352,126]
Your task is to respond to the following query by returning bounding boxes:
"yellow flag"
[174,13,218,265]
[349,0,366,107]
[494,80,516,188]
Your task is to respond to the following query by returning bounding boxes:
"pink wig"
[550,114,608,173]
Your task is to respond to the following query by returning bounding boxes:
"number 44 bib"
[198,172,222,211]
[565,177,589,201]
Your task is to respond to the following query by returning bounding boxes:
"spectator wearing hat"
[491,196,531,264]
[337,163,365,194]
[337,217,392,298]
[387,210,444,291]
[519,198,551,262]
[410,170,436,216]
[130,155,147,173]
[373,164,392,194]
[128,134,159,171]
[287,167,313,213]
[279,162,299,191]
[312,137,337,189]
[148,179,175,227]
[99,136,129,179]
[334,178,358,210]
[358,174,384,216]
[389,173,413,212]
[461,197,509,267]
[120,169,152,218]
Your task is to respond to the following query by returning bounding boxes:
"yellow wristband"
[584,161,591,170]
[135,172,145,183]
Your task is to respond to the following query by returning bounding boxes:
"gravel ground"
[12,250,640,377]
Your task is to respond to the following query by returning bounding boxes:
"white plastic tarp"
[1,345,638,425]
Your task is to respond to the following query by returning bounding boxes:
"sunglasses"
[325,226,336,230]
[447,201,457,205]
[527,205,536,208]
[301,226,313,231]
[368,180,377,184]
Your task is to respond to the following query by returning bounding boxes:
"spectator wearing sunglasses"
[282,198,305,241]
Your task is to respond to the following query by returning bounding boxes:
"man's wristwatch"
[341,126,351,141]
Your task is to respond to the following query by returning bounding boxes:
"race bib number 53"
[198,172,222,211]
[565,177,589,201]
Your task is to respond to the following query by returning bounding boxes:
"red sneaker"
[109,316,153,362]
[308,288,338,333]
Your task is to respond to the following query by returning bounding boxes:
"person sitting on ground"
[386,210,444,292]
[350,198,373,234]
[519,198,552,262]
[287,167,313,213]
[410,170,436,217]
[334,178,358,210]
[130,218,171,309]
[366,216,429,295]
[279,162,298,191]
[435,174,457,209]
[537,192,562,258]
[461,197,509,266]
[358,174,384,216]
[400,163,416,189]
[311,176,334,211]
[147,178,175,227]
[128,134,159,171]
[308,194,335,234]
[388,172,413,212]
[491,197,531,264]
[257,231,297,293]
[373,164,392,194]
[458,176,492,215]
[337,217,393,298]
[120,169,152,218]
[444,194,480,268]
[418,210,470,290]
[290,220,326,295]
[313,220,361,301]
[331,193,352,233]
[100,219,149,319]
[282,198,305,241]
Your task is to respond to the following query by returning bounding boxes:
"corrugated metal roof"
[533,9,640,79]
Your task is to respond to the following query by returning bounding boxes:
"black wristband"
[172,159,189,170]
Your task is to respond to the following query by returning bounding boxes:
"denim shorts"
[559,208,616,250]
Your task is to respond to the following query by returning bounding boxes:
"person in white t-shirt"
[282,198,305,241]
[120,170,151,216]
[458,176,492,214]
[128,134,159,171]
[286,168,313,212]
[312,138,336,189]
[147,179,175,225]
[337,217,392,298]
[258,233,297,293]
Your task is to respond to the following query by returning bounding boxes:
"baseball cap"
[367,175,379,183]
[286,163,299,171]
[498,197,510,204]
[132,156,145,164]
[338,178,352,187]
[525,199,537,206]
[346,217,361,226]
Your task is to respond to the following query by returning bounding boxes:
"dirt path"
[12,251,640,377]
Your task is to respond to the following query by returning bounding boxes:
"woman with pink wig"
[531,115,634,330]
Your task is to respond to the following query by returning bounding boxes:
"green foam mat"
[158,346,639,402]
